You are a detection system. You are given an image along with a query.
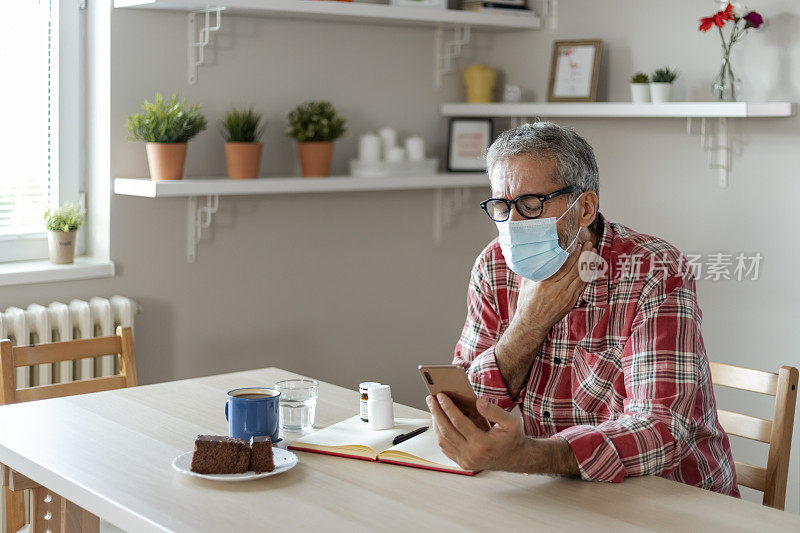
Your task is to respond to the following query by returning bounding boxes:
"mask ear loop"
[556,193,583,253]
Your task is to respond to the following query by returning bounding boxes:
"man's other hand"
[515,240,594,336]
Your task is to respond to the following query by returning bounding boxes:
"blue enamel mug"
[225,387,281,442]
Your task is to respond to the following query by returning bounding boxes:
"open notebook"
[287,416,478,475]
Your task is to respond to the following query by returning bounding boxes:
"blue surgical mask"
[495,196,581,282]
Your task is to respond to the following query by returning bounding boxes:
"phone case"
[419,365,490,431]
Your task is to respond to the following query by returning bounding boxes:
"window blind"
[0,0,55,237]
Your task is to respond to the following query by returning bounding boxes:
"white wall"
[0,0,797,513]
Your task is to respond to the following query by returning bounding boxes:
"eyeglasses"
[480,185,578,222]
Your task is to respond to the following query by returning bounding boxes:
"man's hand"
[495,240,595,399]
[427,393,580,476]
[427,393,526,471]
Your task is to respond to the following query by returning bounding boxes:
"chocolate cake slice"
[190,435,251,474]
[249,436,275,473]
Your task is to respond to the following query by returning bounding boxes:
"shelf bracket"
[187,7,225,85]
[434,25,471,91]
[687,117,736,188]
[433,187,472,244]
[186,195,220,263]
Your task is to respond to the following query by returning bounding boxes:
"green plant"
[630,72,650,84]
[126,93,208,143]
[44,203,85,233]
[221,107,264,143]
[285,101,347,143]
[651,67,679,83]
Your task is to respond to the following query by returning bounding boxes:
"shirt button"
[553,357,562,365]
[543,411,551,418]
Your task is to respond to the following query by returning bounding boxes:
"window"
[0,0,81,263]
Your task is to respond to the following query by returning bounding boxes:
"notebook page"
[383,426,463,470]
[291,415,430,453]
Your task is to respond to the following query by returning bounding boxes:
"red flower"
[698,3,735,32]
[744,11,764,29]
[699,16,715,31]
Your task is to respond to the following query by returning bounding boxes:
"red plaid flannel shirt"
[454,215,739,496]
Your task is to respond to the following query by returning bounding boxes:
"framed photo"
[547,39,602,102]
[390,0,447,8]
[447,118,493,172]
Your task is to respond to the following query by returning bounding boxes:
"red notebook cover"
[287,444,480,476]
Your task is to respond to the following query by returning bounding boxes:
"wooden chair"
[0,326,137,533]
[710,362,798,510]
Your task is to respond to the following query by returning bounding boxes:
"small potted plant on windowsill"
[286,101,347,178]
[630,72,651,103]
[44,203,85,264]
[221,107,265,179]
[126,93,207,180]
[650,67,679,103]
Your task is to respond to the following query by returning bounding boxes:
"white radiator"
[0,296,139,388]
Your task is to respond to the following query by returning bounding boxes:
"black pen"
[392,426,429,445]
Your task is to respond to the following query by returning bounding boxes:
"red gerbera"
[699,3,735,32]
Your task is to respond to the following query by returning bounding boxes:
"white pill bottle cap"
[368,384,391,400]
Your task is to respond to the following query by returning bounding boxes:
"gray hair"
[485,122,599,198]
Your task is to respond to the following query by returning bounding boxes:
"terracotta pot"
[225,142,263,179]
[297,142,334,177]
[47,230,77,264]
[145,142,187,180]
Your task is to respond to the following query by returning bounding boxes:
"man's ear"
[578,191,599,228]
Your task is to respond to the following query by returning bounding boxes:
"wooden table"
[1,367,799,532]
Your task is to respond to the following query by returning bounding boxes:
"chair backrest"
[710,362,798,510]
[0,325,137,405]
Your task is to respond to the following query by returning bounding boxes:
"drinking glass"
[275,378,318,432]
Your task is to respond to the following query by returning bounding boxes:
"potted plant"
[650,67,679,103]
[43,203,85,264]
[126,93,207,180]
[221,107,265,179]
[630,72,651,103]
[285,101,347,177]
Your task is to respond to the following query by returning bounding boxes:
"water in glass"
[276,379,318,432]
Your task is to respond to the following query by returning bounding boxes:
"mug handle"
[225,401,229,421]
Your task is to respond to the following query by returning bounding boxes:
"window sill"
[0,257,115,287]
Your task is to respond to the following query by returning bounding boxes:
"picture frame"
[390,0,447,8]
[547,39,603,102]
[447,118,493,172]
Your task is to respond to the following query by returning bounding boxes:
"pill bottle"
[359,382,381,422]
[367,385,394,430]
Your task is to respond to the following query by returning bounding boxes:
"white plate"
[172,447,298,481]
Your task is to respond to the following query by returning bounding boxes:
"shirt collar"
[576,213,612,308]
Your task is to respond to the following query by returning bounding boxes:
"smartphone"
[418,364,490,431]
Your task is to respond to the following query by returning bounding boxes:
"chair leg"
[4,486,26,533]
[62,499,99,533]
[30,486,61,533]
[29,487,99,533]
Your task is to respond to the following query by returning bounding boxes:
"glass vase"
[712,48,742,102]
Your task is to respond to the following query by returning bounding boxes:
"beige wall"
[1,0,797,513]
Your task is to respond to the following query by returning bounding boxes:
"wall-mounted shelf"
[114,1,540,86]
[440,101,796,189]
[440,102,795,118]
[114,174,489,262]
[114,174,488,197]
[114,0,541,30]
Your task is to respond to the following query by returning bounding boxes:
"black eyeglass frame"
[479,185,578,222]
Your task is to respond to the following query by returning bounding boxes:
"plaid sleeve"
[555,273,705,483]
[452,253,518,410]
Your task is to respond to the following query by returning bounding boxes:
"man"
[427,122,738,496]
